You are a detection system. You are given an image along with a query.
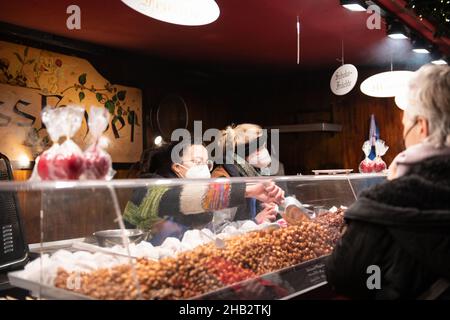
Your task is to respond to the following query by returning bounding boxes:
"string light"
[405,0,450,38]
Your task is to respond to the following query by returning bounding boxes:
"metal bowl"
[93,229,147,248]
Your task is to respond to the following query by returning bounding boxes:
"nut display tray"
[8,255,328,300]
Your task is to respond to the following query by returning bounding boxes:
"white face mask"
[247,148,271,169]
[185,165,211,179]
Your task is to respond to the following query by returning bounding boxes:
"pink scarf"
[391,142,450,178]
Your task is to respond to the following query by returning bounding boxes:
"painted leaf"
[96,93,103,102]
[117,90,126,101]
[78,73,87,85]
[105,100,115,114]
[79,91,85,102]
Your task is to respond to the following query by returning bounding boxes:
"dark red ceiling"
[0,0,446,68]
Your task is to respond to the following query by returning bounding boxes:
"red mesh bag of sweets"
[82,106,114,180]
[358,140,375,173]
[34,106,85,180]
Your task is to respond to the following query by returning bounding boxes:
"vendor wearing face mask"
[212,124,285,224]
[247,143,273,176]
[171,143,214,179]
[124,141,284,245]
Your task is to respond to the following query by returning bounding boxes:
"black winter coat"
[325,155,450,299]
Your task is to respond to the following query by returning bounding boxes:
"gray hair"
[405,64,450,148]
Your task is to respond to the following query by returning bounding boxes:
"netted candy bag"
[83,106,114,180]
[36,106,85,180]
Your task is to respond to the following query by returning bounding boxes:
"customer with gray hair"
[389,64,450,179]
[405,64,450,148]
[325,64,450,299]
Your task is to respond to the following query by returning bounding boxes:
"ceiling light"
[340,0,367,12]
[431,59,448,65]
[430,52,448,65]
[389,33,409,40]
[412,37,431,54]
[387,19,409,40]
[121,0,220,26]
[343,4,366,11]
[413,48,430,54]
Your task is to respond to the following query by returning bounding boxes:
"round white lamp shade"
[121,0,220,26]
[360,71,414,98]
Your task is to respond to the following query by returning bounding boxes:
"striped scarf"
[123,186,169,230]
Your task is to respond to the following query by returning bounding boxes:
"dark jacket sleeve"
[325,219,390,299]
[228,181,247,208]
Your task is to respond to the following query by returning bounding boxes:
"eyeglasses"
[183,159,214,171]
[403,117,418,141]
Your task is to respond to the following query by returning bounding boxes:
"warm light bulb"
[154,136,163,146]
[18,154,30,168]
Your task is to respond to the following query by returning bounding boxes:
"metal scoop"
[277,196,313,225]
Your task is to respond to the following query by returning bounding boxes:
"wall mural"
[0,40,142,164]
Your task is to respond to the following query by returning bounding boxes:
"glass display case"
[2,174,385,300]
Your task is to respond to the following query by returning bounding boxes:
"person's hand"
[264,181,285,204]
[255,203,278,224]
[245,181,285,204]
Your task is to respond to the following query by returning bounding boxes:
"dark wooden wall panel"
[225,68,404,174]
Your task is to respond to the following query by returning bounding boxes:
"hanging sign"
[330,64,358,96]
